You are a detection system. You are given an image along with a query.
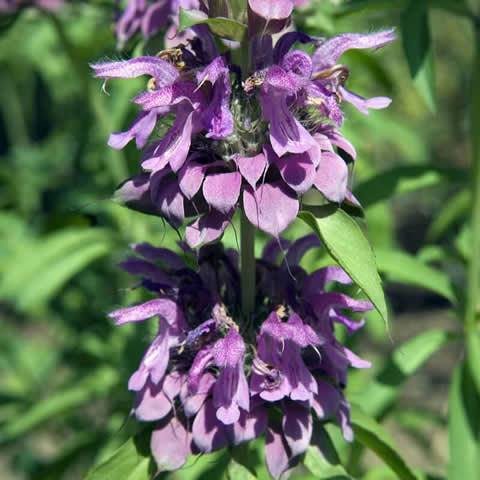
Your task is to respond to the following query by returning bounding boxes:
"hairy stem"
[241,210,256,316]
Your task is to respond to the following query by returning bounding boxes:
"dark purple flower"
[110,236,372,476]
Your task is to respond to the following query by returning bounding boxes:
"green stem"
[465,21,480,395]
[0,72,30,147]
[241,210,255,316]
[466,24,480,334]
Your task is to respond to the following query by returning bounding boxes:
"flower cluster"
[109,236,372,477]
[92,6,394,247]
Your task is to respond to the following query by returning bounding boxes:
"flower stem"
[466,24,480,333]
[466,21,480,393]
[241,210,255,316]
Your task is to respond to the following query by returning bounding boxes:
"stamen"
[147,77,156,92]
[311,64,349,87]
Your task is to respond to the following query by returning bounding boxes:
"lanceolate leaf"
[85,429,153,480]
[448,362,480,480]
[375,248,457,303]
[299,209,388,326]
[351,329,456,418]
[0,367,118,445]
[426,190,470,242]
[0,228,114,313]
[337,0,407,17]
[354,165,467,209]
[179,8,247,41]
[401,0,436,111]
[304,425,352,479]
[350,405,416,480]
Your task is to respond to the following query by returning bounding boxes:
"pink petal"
[243,182,299,236]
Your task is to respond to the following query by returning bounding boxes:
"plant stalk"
[465,21,480,396]
[466,24,480,333]
[241,210,255,316]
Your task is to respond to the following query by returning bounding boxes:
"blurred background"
[0,0,474,478]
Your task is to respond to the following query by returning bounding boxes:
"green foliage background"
[0,0,476,479]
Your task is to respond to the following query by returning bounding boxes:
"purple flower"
[114,0,200,49]
[110,236,372,477]
[93,25,394,245]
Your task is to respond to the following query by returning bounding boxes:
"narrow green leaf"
[85,429,153,480]
[299,209,388,326]
[177,448,231,480]
[354,165,466,209]
[0,367,118,445]
[17,240,112,312]
[304,425,352,479]
[228,459,257,480]
[448,362,480,480]
[375,248,456,303]
[467,333,480,396]
[401,0,436,111]
[426,190,470,242]
[336,0,407,17]
[351,329,456,418]
[230,436,270,479]
[178,8,247,41]
[455,223,471,261]
[0,228,113,309]
[431,0,474,20]
[350,405,417,480]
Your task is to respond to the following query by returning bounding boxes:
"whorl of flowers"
[92,1,395,248]
[109,235,372,478]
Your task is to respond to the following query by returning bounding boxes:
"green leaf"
[431,0,473,20]
[375,248,456,303]
[304,425,352,479]
[299,208,388,326]
[0,367,118,445]
[178,8,247,41]
[455,222,471,261]
[467,332,480,396]
[85,429,153,480]
[228,459,257,480]
[0,228,113,313]
[350,405,417,480]
[231,437,270,479]
[448,362,480,480]
[176,448,231,480]
[426,189,470,242]
[401,0,436,111]
[351,329,456,418]
[354,165,466,209]
[336,0,407,17]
